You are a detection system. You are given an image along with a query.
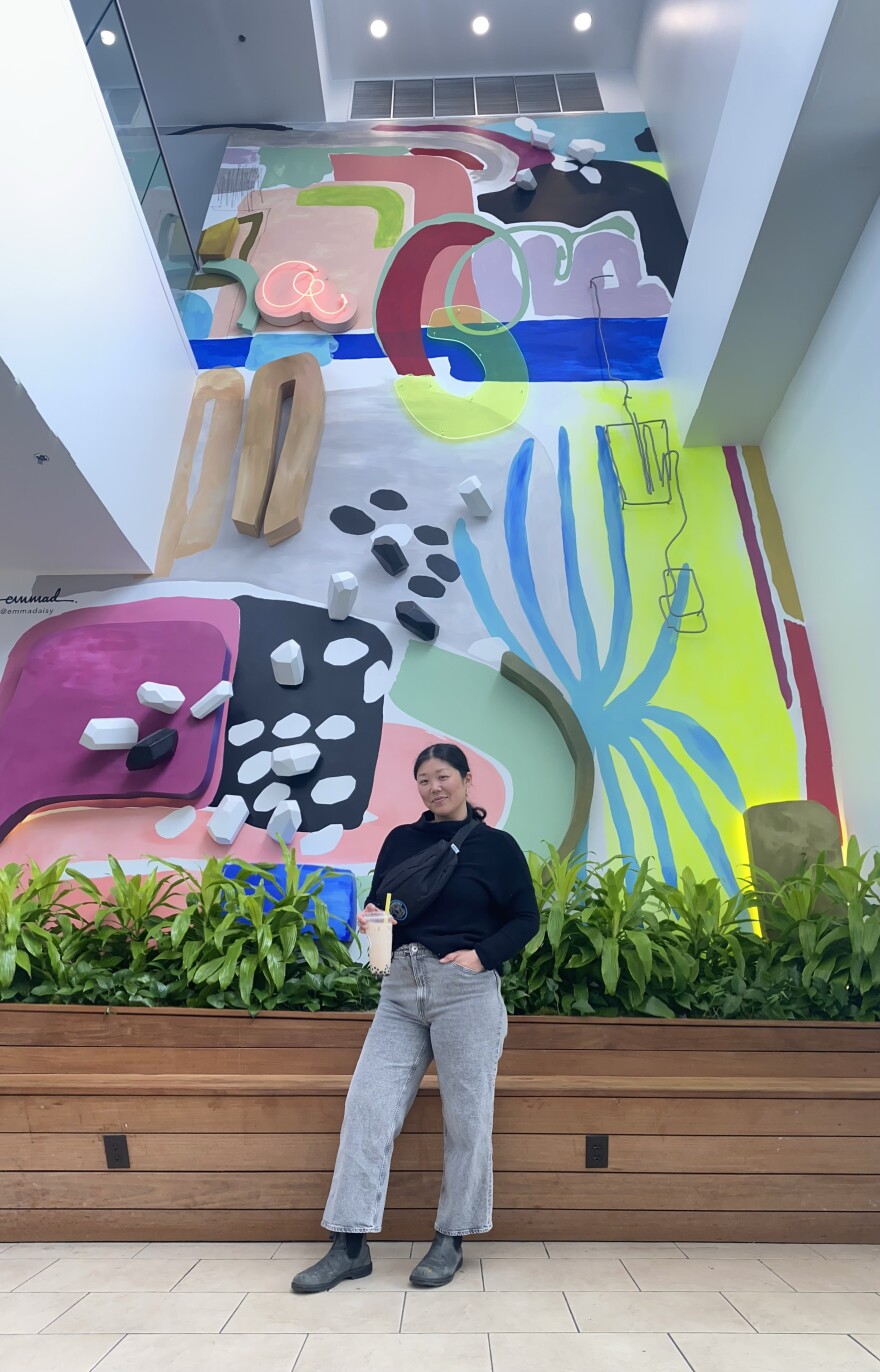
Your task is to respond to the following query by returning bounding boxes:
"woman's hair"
[413,742,487,822]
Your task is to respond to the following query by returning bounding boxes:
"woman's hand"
[440,949,485,972]
[357,903,397,935]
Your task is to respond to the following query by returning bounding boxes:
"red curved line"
[376,220,494,376]
[410,147,486,171]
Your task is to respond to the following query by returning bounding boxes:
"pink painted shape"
[0,723,508,871]
[0,598,240,839]
[329,155,481,322]
[374,123,553,172]
[255,260,358,331]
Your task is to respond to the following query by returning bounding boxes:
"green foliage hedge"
[2,840,880,1019]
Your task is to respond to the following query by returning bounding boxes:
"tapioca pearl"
[254,782,292,813]
[363,660,390,704]
[408,576,446,599]
[325,637,369,666]
[228,719,265,747]
[237,751,273,785]
[330,506,376,535]
[414,525,449,546]
[312,775,357,805]
[316,714,355,740]
[426,554,461,583]
[300,824,344,856]
[272,712,310,740]
[370,489,408,511]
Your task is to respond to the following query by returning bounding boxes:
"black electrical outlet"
[103,1134,130,1170]
[585,1134,609,1169]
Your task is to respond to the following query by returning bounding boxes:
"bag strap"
[449,817,479,854]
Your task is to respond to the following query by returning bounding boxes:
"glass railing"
[71,0,200,305]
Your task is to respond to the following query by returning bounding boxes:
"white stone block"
[531,125,555,150]
[272,743,321,777]
[458,475,493,518]
[190,680,233,720]
[515,168,537,191]
[567,137,605,163]
[271,639,304,687]
[267,799,303,845]
[207,795,249,846]
[327,571,359,622]
[79,717,139,751]
[137,681,185,714]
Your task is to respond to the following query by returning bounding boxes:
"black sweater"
[366,812,540,972]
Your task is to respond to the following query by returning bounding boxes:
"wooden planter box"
[1,1005,878,1242]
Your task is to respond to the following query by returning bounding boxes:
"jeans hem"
[434,1224,493,1236]
[321,1224,381,1235]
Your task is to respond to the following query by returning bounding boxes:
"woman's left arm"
[472,837,540,972]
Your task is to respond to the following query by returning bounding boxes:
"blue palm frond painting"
[453,425,746,893]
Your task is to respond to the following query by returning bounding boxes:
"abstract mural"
[0,111,836,900]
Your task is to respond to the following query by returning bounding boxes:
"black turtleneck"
[366,811,539,972]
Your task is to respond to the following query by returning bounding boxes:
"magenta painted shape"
[374,122,554,172]
[0,614,234,841]
[724,446,792,708]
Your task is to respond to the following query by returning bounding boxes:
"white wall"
[635,0,750,234]
[762,196,880,847]
[0,0,195,574]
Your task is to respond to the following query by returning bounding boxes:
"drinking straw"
[384,892,392,916]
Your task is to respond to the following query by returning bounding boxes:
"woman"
[292,742,539,1294]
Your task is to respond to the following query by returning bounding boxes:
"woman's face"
[416,758,470,821]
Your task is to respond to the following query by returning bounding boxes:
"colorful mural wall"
[0,112,837,896]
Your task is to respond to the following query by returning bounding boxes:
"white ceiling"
[321,0,648,80]
[114,0,645,128]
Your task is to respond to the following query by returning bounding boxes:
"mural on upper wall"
[0,111,837,902]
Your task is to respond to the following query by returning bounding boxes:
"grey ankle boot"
[409,1232,463,1288]
[290,1233,372,1294]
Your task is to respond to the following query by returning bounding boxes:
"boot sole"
[409,1259,463,1289]
[291,1261,373,1294]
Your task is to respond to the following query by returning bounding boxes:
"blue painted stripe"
[192,317,667,380]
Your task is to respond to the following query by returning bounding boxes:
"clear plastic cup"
[363,912,394,976]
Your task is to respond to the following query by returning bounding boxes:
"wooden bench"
[1,1007,878,1242]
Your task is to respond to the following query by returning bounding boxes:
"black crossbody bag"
[372,817,478,921]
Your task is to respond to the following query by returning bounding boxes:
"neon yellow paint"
[396,307,528,442]
[630,159,670,180]
[296,184,406,249]
[569,383,800,879]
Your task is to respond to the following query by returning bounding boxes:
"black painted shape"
[330,505,376,535]
[477,161,688,294]
[212,597,392,832]
[370,488,408,511]
[414,524,449,546]
[396,601,439,642]
[408,576,446,599]
[635,126,658,152]
[426,554,460,583]
[372,536,409,577]
[126,728,178,771]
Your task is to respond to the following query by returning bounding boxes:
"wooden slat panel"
[5,1093,880,1137]
[2,1171,876,1211]
[3,1046,878,1078]
[2,1006,878,1053]
[3,1074,879,1099]
[4,1207,880,1243]
[4,1132,877,1175]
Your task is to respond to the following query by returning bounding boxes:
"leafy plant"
[0,857,76,999]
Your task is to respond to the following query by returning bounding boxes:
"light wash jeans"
[322,942,509,1236]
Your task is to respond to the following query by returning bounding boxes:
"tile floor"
[1,1240,880,1370]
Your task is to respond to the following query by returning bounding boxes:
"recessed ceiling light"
[99,28,117,45]
[369,18,388,38]
[472,15,490,35]
[574,11,592,30]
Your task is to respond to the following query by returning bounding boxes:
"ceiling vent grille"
[351,79,393,119]
[434,77,476,117]
[474,75,518,116]
[392,79,434,118]
[349,73,601,120]
[515,74,561,114]
[556,71,602,112]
